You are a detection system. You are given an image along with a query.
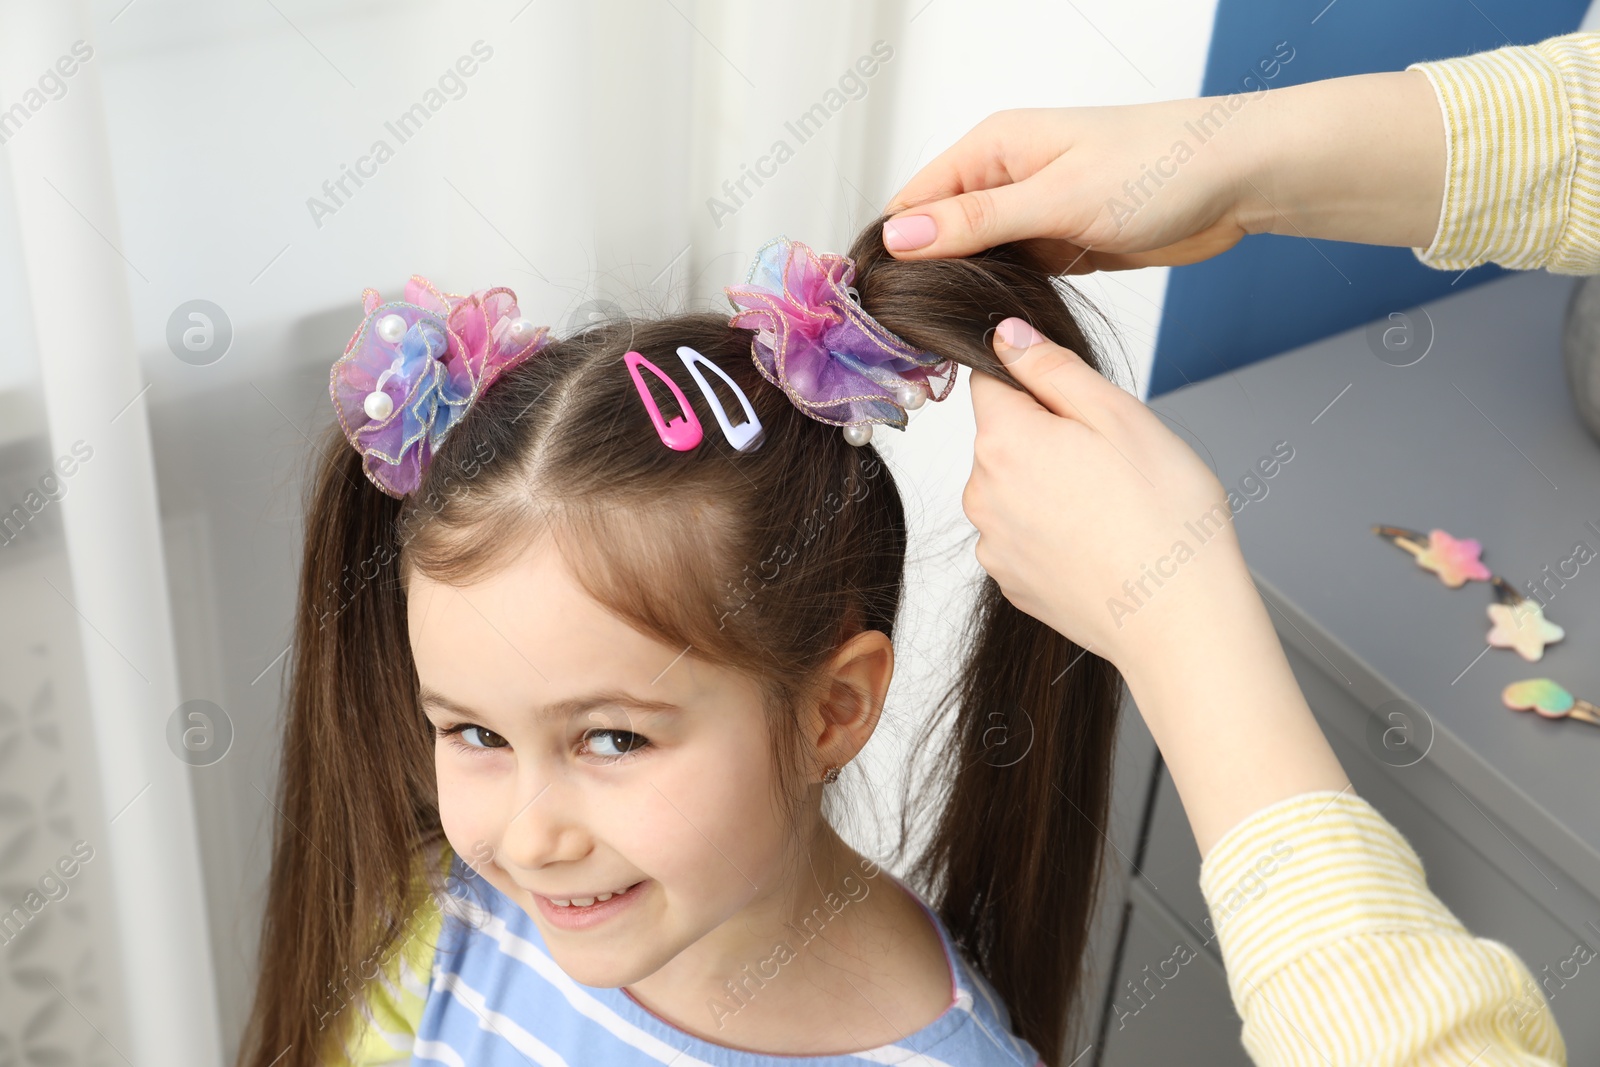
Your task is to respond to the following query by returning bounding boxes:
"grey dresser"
[1087,269,1600,1066]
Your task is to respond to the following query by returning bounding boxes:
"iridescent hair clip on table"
[327,235,959,502]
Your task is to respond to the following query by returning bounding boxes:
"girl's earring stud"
[821,765,841,784]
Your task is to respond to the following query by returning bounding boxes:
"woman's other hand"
[965,319,1349,856]
[963,317,1244,669]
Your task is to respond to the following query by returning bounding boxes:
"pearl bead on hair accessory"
[361,314,414,419]
[375,313,407,343]
[362,356,404,421]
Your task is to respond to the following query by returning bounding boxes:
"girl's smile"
[529,878,649,930]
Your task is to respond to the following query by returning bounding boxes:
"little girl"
[238,224,1125,1066]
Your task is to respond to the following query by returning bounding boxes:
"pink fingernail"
[883,214,937,252]
[996,317,1043,351]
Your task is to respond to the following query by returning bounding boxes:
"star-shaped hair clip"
[1372,524,1491,587]
[1502,678,1600,729]
[1373,523,1564,661]
[1485,577,1565,662]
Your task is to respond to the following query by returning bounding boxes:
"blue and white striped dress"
[409,853,1045,1067]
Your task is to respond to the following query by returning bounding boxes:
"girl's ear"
[806,630,894,778]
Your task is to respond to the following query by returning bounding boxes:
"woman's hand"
[964,318,1246,671]
[884,104,1252,274]
[966,319,1348,856]
[885,72,1445,271]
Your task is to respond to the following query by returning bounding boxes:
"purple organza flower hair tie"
[725,237,956,444]
[329,275,550,498]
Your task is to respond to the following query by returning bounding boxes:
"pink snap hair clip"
[1502,678,1600,728]
[677,346,764,452]
[625,351,703,451]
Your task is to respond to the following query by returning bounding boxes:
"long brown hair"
[236,219,1124,1067]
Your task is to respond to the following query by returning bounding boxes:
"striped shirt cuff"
[1198,791,1567,1066]
[1406,35,1582,273]
[1199,791,1461,996]
[1534,32,1600,274]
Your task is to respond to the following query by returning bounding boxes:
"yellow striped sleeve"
[1406,32,1600,275]
[319,848,449,1066]
[1198,791,1567,1066]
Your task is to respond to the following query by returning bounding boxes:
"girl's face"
[407,540,805,989]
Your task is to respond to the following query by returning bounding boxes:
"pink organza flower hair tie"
[329,275,550,498]
[725,236,957,446]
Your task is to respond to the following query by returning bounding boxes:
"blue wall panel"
[1148,0,1589,397]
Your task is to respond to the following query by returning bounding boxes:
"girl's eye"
[438,724,509,751]
[581,729,650,760]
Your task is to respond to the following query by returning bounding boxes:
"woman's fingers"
[882,149,972,217]
[883,103,1253,269]
[972,318,1133,432]
[964,316,1235,665]
[883,110,1038,215]
[1059,221,1250,274]
[884,178,1068,260]
[883,111,1084,258]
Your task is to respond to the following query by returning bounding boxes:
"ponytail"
[848,218,1128,1064]
[236,429,443,1067]
[906,579,1122,1064]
